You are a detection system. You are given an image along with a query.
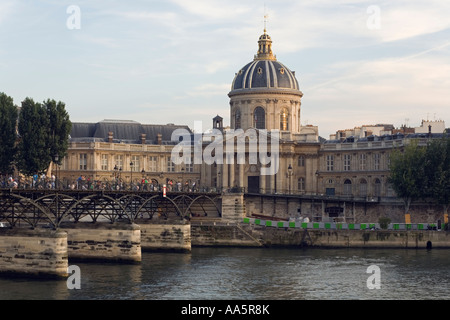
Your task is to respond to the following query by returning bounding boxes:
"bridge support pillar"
[0,228,68,278]
[221,193,246,223]
[136,219,191,252]
[60,222,141,263]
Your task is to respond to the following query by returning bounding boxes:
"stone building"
[61,119,200,189]
[221,28,320,195]
[57,29,448,225]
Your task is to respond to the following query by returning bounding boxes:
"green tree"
[0,92,18,175]
[423,136,450,217]
[16,98,51,176]
[44,99,72,165]
[388,141,426,218]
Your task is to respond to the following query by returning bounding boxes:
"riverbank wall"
[191,219,450,249]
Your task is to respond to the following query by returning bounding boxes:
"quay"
[0,189,449,278]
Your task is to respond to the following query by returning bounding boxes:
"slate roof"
[69,120,192,145]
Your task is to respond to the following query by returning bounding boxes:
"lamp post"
[54,154,59,189]
[130,161,133,189]
[287,164,293,194]
[181,167,185,191]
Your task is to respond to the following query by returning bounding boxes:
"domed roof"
[230,30,300,94]
[231,60,299,91]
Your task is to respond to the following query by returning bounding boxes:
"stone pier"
[0,228,68,278]
[136,219,191,252]
[60,222,141,263]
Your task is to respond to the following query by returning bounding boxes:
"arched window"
[359,178,368,197]
[298,177,305,192]
[374,178,381,197]
[280,108,289,131]
[253,107,265,129]
[343,179,352,196]
[234,108,241,129]
[298,155,305,167]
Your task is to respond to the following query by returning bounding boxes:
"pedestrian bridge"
[0,188,222,229]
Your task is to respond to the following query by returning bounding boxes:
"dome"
[230,30,300,94]
[231,60,299,91]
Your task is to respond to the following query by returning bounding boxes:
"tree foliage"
[423,136,450,213]
[15,97,72,176]
[388,141,426,213]
[44,99,72,165]
[0,92,18,174]
[389,137,450,214]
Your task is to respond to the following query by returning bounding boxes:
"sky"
[1,0,449,139]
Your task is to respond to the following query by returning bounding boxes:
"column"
[260,173,266,194]
[222,163,228,189]
[239,163,244,190]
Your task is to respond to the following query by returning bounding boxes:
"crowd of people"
[0,174,218,193]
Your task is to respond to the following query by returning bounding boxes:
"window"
[374,178,381,197]
[253,107,265,129]
[343,179,352,196]
[344,154,351,171]
[374,153,380,171]
[359,154,367,171]
[359,179,368,197]
[298,177,305,192]
[185,156,193,173]
[131,155,140,172]
[79,154,87,170]
[101,154,108,171]
[114,155,123,170]
[167,156,175,172]
[298,155,305,167]
[148,156,158,172]
[280,108,289,131]
[326,155,334,171]
[235,108,241,129]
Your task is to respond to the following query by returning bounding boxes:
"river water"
[0,247,449,301]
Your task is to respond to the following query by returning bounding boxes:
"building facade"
[57,30,448,224]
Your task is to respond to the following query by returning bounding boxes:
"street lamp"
[141,169,146,190]
[130,161,134,189]
[287,164,293,194]
[181,167,185,191]
[54,154,59,189]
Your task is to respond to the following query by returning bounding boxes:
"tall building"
[220,28,320,194]
[58,28,447,224]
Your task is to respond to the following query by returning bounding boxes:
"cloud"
[188,83,231,97]
[0,1,15,24]
[302,53,450,137]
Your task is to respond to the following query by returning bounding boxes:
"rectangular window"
[79,154,87,170]
[374,153,380,171]
[344,154,351,171]
[167,156,175,172]
[326,155,334,171]
[131,155,140,172]
[148,156,158,172]
[114,155,123,170]
[359,154,367,171]
[101,154,108,171]
[185,156,193,173]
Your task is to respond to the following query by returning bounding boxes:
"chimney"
[108,131,113,143]
[140,133,146,144]
[157,133,162,145]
